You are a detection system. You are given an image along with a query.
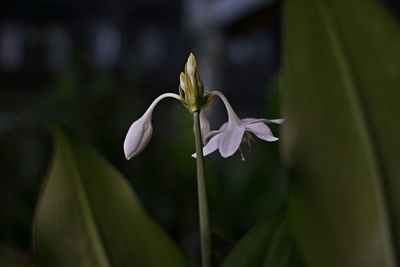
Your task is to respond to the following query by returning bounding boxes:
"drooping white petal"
[124,117,153,159]
[199,111,210,141]
[142,93,182,119]
[245,122,278,142]
[197,91,283,159]
[242,118,284,124]
[204,121,229,141]
[123,93,182,159]
[219,122,229,131]
[192,133,221,158]
[210,91,242,124]
[266,119,285,124]
[203,134,220,156]
[218,125,245,158]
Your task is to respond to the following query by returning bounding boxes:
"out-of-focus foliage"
[31,125,288,266]
[283,0,400,266]
[220,215,304,267]
[0,54,286,264]
[0,245,29,267]
[34,129,187,267]
[5,0,399,264]
[0,63,144,261]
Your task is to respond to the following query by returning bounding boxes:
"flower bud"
[123,116,153,160]
[179,72,186,92]
[181,53,205,113]
[186,53,196,76]
[123,92,182,159]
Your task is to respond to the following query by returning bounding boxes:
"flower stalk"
[123,52,282,267]
[193,111,211,267]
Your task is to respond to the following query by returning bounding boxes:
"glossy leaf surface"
[34,129,187,267]
[283,0,400,266]
[221,216,303,267]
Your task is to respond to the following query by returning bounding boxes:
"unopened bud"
[179,72,186,92]
[186,53,197,75]
[124,116,153,160]
[180,53,205,113]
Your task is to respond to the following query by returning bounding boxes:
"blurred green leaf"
[283,0,400,266]
[34,129,187,267]
[0,245,29,267]
[220,216,304,267]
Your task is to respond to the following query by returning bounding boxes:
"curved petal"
[218,126,245,158]
[267,118,285,124]
[124,93,182,159]
[242,118,285,124]
[200,112,211,141]
[245,122,278,142]
[209,91,242,125]
[192,134,221,158]
[142,93,182,118]
[204,122,228,141]
[123,117,153,159]
[203,134,220,156]
[219,121,229,131]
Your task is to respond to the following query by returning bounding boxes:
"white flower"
[124,93,182,159]
[199,111,211,142]
[194,91,283,158]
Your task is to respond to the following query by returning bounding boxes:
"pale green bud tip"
[179,72,186,91]
[186,53,197,75]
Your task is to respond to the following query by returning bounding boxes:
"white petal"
[143,93,182,118]
[200,112,211,141]
[267,119,285,124]
[242,118,284,124]
[219,122,229,131]
[124,92,182,160]
[242,118,258,123]
[123,117,153,159]
[210,91,242,124]
[192,134,220,158]
[203,134,220,156]
[203,122,228,141]
[218,126,245,158]
[245,122,278,142]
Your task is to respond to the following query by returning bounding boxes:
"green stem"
[193,111,211,267]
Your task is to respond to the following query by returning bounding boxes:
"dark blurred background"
[0,0,399,265]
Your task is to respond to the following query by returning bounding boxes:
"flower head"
[199,111,211,142]
[194,91,283,158]
[179,53,210,113]
[124,93,182,159]
[124,52,282,161]
[124,116,153,160]
[124,53,213,159]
